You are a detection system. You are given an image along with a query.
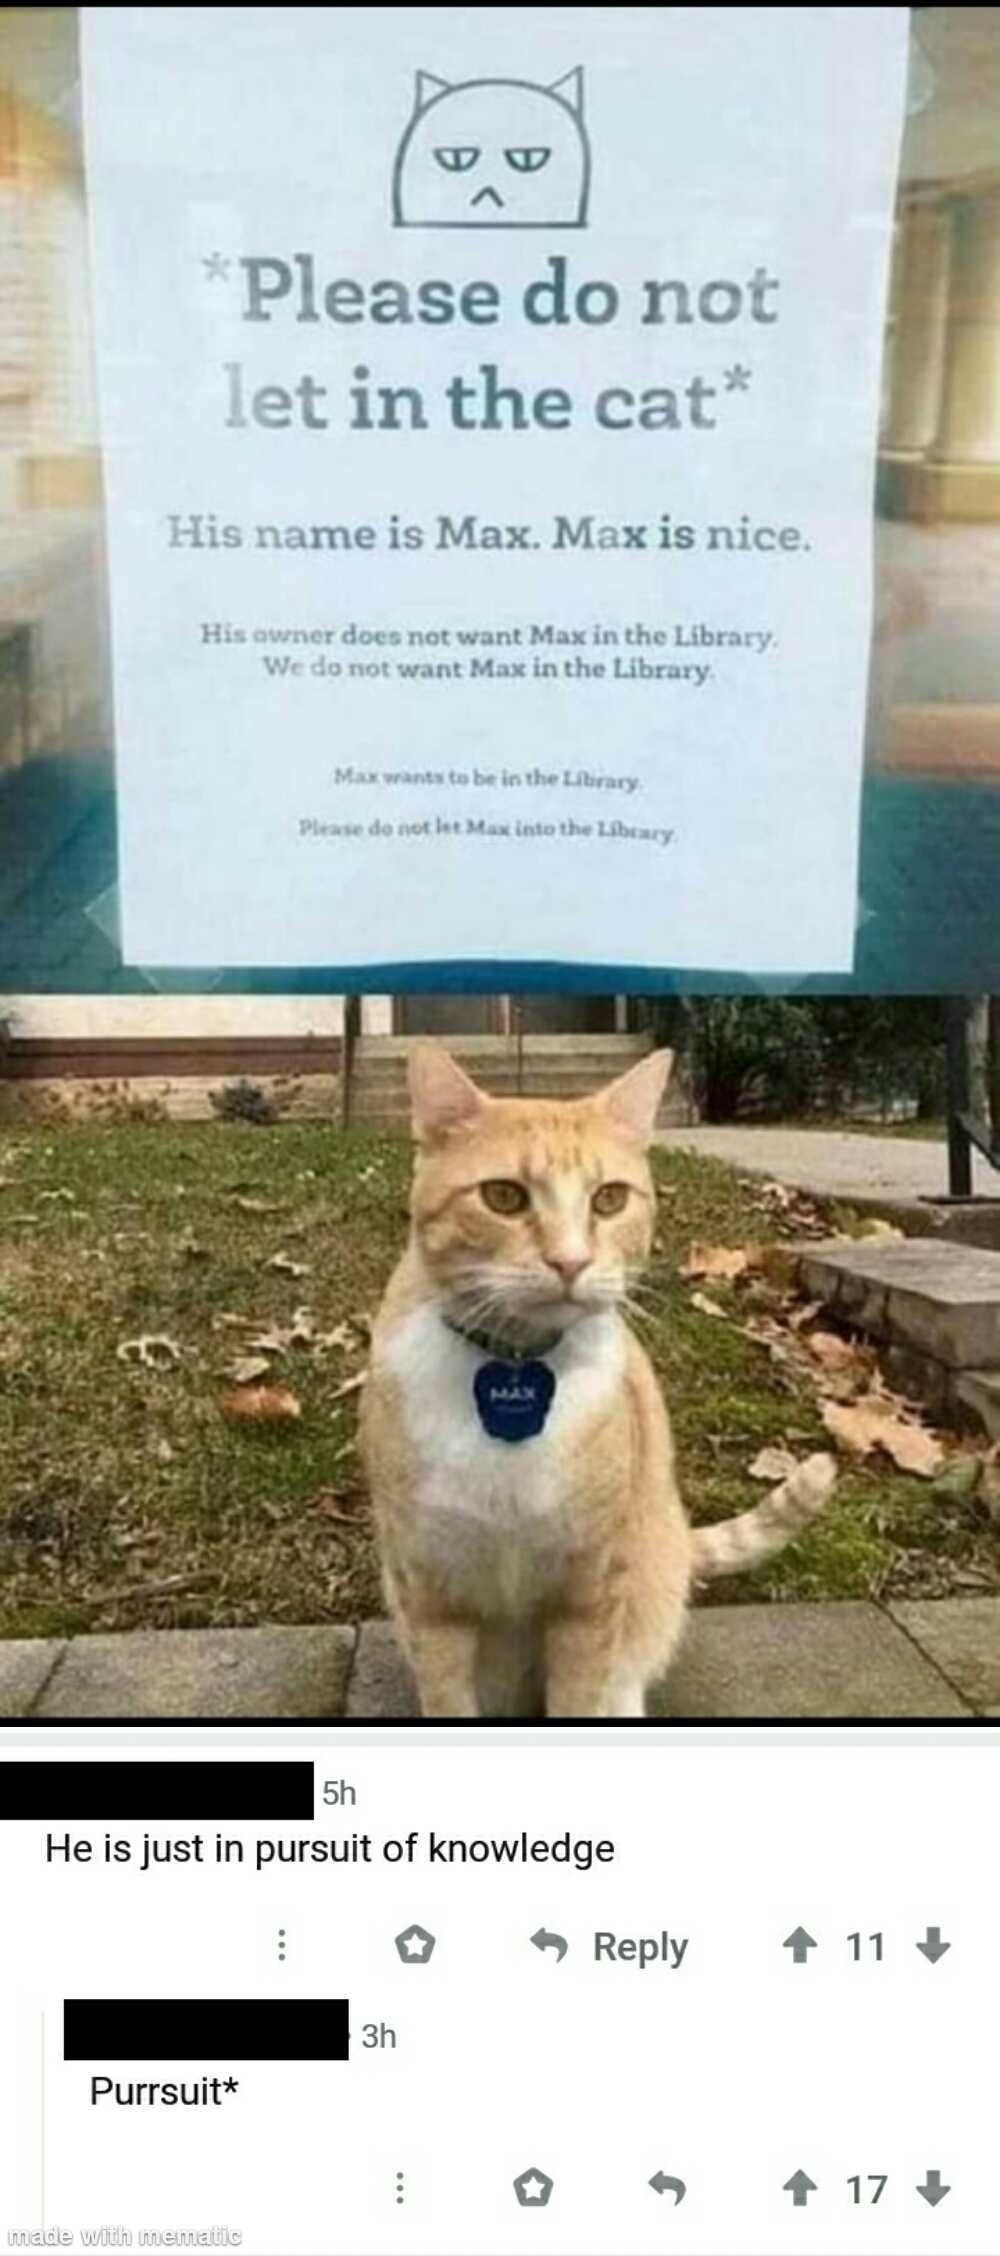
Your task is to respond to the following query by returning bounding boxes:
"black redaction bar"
[1,1762,313,1819]
[64,1998,350,2060]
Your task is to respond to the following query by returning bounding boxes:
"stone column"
[931,187,1000,463]
[882,196,953,455]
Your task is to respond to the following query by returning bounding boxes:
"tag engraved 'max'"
[473,1358,556,1443]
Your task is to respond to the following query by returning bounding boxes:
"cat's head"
[393,69,589,228]
[406,1040,672,1339]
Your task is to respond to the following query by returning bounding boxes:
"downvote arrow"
[916,1926,951,1963]
[783,1925,817,1963]
[917,2171,951,2206]
[648,2173,686,2203]
[530,1927,568,1962]
[783,2170,818,2207]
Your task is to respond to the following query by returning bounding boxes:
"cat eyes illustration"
[392,69,591,228]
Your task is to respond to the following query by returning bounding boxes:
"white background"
[0,1726,995,2255]
[80,7,908,973]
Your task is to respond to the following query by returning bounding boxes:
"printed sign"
[80,7,908,973]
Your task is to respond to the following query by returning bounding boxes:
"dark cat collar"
[444,1315,565,1364]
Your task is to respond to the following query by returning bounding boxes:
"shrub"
[209,1077,277,1126]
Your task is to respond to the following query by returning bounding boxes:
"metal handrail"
[945,999,1000,1196]
[340,993,361,1129]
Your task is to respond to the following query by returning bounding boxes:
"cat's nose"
[544,1254,591,1289]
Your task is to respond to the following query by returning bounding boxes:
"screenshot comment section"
[0,1728,994,2256]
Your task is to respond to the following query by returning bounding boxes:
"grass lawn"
[0,1122,996,1641]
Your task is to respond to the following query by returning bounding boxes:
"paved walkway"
[1,1600,996,1719]
[656,1125,996,1206]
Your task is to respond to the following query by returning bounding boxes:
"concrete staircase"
[348,1032,688,1134]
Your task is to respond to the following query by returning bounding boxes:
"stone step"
[352,1066,651,1094]
[794,1237,1000,1372]
[952,1369,1000,1440]
[354,1065,655,1096]
[348,1033,689,1134]
[355,1033,653,1056]
[351,1099,689,1134]
[352,1041,653,1078]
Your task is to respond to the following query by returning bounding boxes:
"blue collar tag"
[473,1358,556,1444]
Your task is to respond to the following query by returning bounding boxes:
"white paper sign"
[80,6,908,973]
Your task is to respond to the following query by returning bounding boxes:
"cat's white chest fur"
[379,1305,624,1615]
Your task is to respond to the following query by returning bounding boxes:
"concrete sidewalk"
[656,1125,996,1208]
[2,1599,997,1720]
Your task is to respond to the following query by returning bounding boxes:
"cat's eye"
[505,146,552,173]
[434,145,480,172]
[592,1182,630,1216]
[480,1178,530,1216]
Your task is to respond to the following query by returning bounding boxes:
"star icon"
[394,1922,436,1963]
[723,363,752,391]
[202,252,231,281]
[513,2168,554,2208]
[223,2077,239,2094]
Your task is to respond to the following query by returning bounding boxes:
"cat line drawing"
[392,68,590,227]
[360,1043,835,1719]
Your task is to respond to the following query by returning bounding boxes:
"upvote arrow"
[648,2173,686,2204]
[530,1927,568,1963]
[783,2170,818,2207]
[783,1925,817,1964]
[917,2170,951,2206]
[916,1926,951,1963]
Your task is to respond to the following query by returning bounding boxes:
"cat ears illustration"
[392,68,591,229]
[411,67,585,116]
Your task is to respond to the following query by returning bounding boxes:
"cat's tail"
[691,1453,837,1581]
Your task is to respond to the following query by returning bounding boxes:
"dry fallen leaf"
[311,1490,356,1522]
[807,1331,858,1371]
[821,1396,944,1477]
[218,1384,302,1422]
[681,1243,750,1282]
[748,1445,800,1482]
[880,1422,946,1478]
[265,1253,311,1277]
[821,1399,887,1455]
[229,1194,284,1214]
[329,1371,367,1403]
[817,1367,868,1404]
[745,1177,793,1211]
[226,1355,274,1386]
[690,1292,728,1320]
[314,1320,357,1353]
[979,1462,1000,1527]
[116,1334,182,1370]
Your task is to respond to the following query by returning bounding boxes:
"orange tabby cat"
[360,1040,835,1719]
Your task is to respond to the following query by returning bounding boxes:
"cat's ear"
[598,1048,673,1143]
[409,1040,485,1144]
[414,71,452,112]
[548,66,584,117]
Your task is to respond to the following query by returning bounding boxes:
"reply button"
[594,1931,689,1969]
